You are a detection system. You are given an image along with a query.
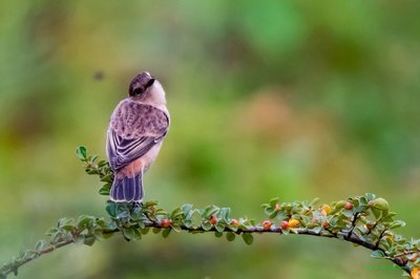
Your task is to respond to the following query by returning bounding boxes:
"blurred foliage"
[0,0,419,278]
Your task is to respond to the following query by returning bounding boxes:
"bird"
[106,72,170,203]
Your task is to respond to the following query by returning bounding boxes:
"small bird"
[106,72,170,203]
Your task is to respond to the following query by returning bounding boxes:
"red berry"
[344,201,353,210]
[322,221,329,229]
[230,219,239,226]
[161,219,171,228]
[262,220,272,230]
[280,220,289,230]
[210,215,218,225]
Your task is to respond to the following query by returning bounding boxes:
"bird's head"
[128,71,155,97]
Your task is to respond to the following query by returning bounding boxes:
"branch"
[0,146,418,279]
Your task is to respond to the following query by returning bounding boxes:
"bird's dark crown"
[129,72,155,96]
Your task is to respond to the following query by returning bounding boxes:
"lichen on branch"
[0,146,418,279]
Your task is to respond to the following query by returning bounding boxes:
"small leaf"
[226,232,235,241]
[123,228,141,240]
[371,250,386,258]
[181,204,193,216]
[77,215,93,229]
[202,221,212,231]
[99,184,111,195]
[264,208,274,216]
[83,236,96,246]
[162,229,171,238]
[35,240,48,251]
[214,231,223,238]
[218,207,231,222]
[269,197,279,207]
[389,220,406,229]
[171,207,184,219]
[215,223,225,232]
[106,202,117,218]
[203,205,219,218]
[144,200,158,207]
[241,233,253,245]
[309,197,320,207]
[76,146,88,160]
[365,193,376,201]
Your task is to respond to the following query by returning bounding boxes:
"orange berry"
[321,204,332,215]
[411,267,419,279]
[288,219,300,228]
[262,220,272,230]
[210,215,218,225]
[280,221,289,230]
[230,219,239,226]
[161,219,171,228]
[344,201,353,210]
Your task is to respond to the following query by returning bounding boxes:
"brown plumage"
[106,72,169,202]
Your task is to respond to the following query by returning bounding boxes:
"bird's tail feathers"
[110,171,143,203]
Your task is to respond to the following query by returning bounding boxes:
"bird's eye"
[129,84,144,96]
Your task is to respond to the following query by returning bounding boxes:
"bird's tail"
[110,170,143,203]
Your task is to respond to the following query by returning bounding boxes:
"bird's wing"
[106,100,169,170]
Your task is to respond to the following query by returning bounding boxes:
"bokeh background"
[0,1,419,278]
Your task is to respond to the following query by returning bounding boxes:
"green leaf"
[162,229,171,238]
[214,231,223,238]
[99,184,111,195]
[171,207,184,219]
[215,223,225,233]
[83,236,96,246]
[269,197,279,207]
[181,204,193,216]
[203,205,219,218]
[370,198,389,212]
[389,220,406,229]
[371,207,382,219]
[190,210,202,229]
[264,207,274,216]
[201,221,212,231]
[371,250,386,258]
[58,217,75,231]
[140,227,150,235]
[226,232,235,241]
[241,233,254,245]
[269,211,278,219]
[218,207,231,222]
[123,228,141,240]
[105,202,117,218]
[144,200,158,207]
[171,224,181,232]
[76,146,88,161]
[309,197,320,207]
[35,240,48,251]
[77,215,93,229]
[365,193,376,201]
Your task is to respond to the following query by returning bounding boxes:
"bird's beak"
[146,78,155,88]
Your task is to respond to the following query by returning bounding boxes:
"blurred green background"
[0,1,419,278]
